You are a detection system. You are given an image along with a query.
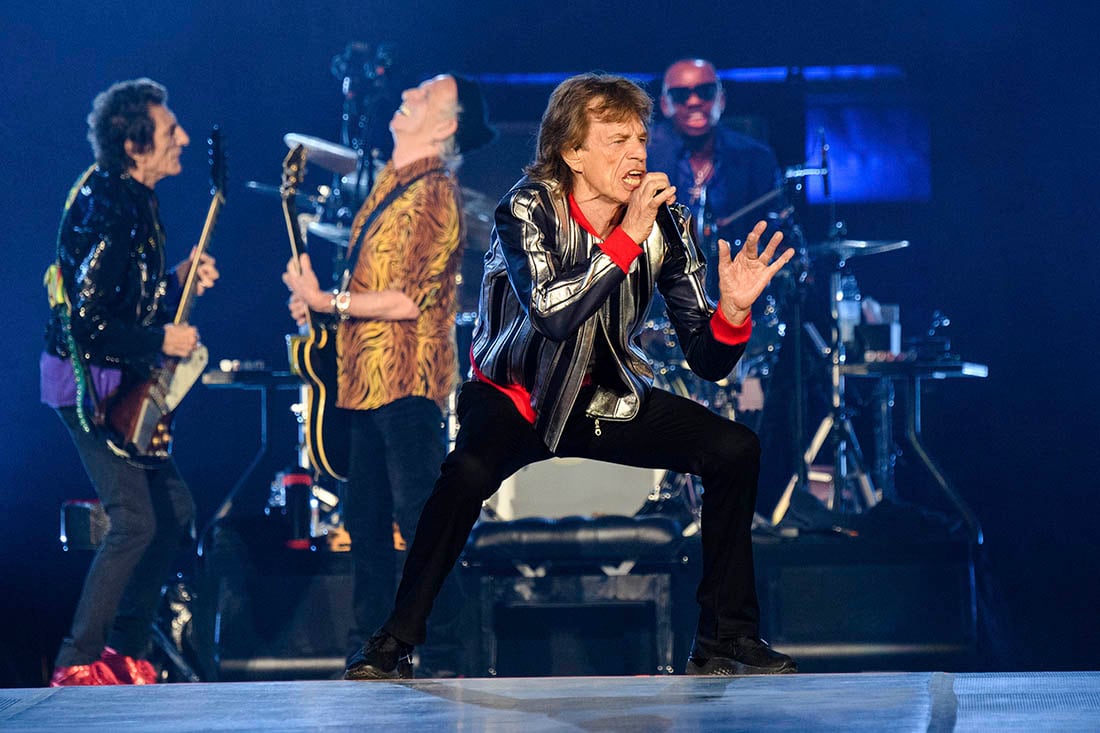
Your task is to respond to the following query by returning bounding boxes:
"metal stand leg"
[872,378,898,501]
[772,263,878,524]
[830,414,878,513]
[772,414,832,524]
[904,376,984,544]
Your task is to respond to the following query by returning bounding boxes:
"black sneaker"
[343,630,414,680]
[685,635,798,675]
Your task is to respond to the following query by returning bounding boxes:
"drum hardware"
[264,468,345,549]
[772,237,910,523]
[705,157,827,234]
[456,187,497,310]
[459,187,497,249]
[636,471,702,537]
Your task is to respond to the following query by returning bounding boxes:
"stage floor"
[2,671,1098,731]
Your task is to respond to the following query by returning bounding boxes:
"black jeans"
[343,396,447,641]
[383,380,762,646]
[54,407,194,667]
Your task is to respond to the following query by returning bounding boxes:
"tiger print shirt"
[336,156,462,412]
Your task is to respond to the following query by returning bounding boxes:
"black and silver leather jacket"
[471,176,747,451]
[45,167,177,380]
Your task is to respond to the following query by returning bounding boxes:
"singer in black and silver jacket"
[350,73,799,681]
[472,174,746,451]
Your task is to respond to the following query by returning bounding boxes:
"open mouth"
[623,169,645,187]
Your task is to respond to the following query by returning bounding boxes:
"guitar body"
[107,346,209,462]
[287,326,349,481]
[281,144,350,481]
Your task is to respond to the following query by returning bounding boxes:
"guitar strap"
[46,166,105,434]
[338,169,435,290]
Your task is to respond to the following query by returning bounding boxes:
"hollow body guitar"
[106,128,225,461]
[282,145,350,480]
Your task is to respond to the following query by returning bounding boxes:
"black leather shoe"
[343,630,414,680]
[685,635,798,675]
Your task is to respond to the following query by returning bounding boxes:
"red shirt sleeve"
[709,307,753,345]
[598,227,644,273]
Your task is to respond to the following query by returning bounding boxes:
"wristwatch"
[333,290,352,321]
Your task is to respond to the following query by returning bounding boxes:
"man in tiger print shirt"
[282,73,495,672]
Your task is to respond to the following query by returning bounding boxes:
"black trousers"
[343,396,447,642]
[383,380,762,647]
[54,407,194,667]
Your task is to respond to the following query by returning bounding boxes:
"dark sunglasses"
[665,82,719,105]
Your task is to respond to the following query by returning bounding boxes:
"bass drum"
[490,458,665,520]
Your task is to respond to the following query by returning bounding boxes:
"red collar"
[567,193,602,240]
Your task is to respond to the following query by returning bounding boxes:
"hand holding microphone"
[621,173,676,243]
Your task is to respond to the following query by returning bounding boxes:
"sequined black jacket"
[471,176,747,451]
[45,167,179,380]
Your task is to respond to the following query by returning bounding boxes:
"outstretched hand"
[716,220,795,326]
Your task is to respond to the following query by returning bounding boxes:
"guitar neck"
[281,184,314,332]
[175,191,225,325]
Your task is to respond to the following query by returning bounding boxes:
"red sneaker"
[100,647,159,685]
[49,660,121,687]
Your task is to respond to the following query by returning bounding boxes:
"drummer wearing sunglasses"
[649,59,784,300]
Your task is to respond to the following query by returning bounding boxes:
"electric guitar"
[282,144,350,480]
[106,127,226,461]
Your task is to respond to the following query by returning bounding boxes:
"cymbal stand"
[772,258,878,523]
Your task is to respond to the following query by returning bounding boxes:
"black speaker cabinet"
[753,536,978,671]
[191,517,355,681]
[475,573,674,677]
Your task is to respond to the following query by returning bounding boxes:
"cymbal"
[807,239,909,260]
[307,221,352,246]
[284,133,359,176]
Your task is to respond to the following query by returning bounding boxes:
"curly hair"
[525,73,653,193]
[86,78,167,173]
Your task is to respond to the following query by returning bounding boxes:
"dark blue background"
[2,1,1097,683]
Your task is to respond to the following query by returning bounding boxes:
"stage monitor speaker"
[754,537,978,671]
[491,601,657,677]
[191,517,356,681]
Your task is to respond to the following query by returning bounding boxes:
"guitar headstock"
[281,145,308,202]
[208,126,227,200]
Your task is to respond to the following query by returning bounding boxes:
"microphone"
[818,128,831,199]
